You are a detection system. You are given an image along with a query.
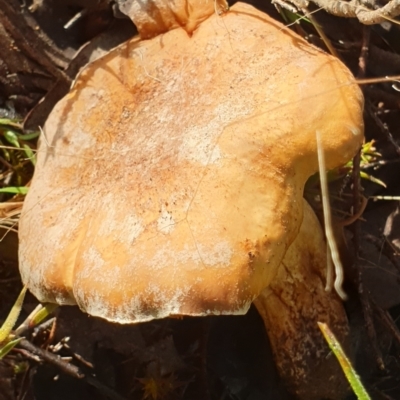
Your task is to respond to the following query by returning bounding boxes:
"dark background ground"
[1,1,400,399]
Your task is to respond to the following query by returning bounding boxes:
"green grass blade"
[30,304,58,327]
[318,322,371,400]
[17,131,40,140]
[3,130,20,148]
[0,118,23,129]
[0,337,23,359]
[22,144,36,166]
[0,186,29,195]
[0,286,27,343]
[359,171,387,188]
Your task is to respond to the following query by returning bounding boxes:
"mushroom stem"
[254,200,351,400]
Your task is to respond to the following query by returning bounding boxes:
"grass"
[318,322,371,400]
[0,285,58,359]
[0,286,27,359]
[0,118,37,234]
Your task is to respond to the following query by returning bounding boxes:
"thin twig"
[371,299,400,349]
[367,101,400,156]
[17,339,127,400]
[303,7,340,58]
[358,25,370,78]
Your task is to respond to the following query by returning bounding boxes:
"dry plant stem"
[0,0,70,82]
[16,347,42,363]
[365,160,400,169]
[70,350,94,370]
[0,223,18,235]
[273,0,298,13]
[0,156,13,170]
[366,100,400,156]
[383,236,400,259]
[351,149,361,243]
[6,305,119,400]
[309,0,400,24]
[17,338,83,378]
[340,196,368,227]
[358,26,370,79]
[0,145,38,152]
[0,202,23,210]
[371,299,400,349]
[364,233,400,278]
[14,304,44,337]
[64,8,88,30]
[0,197,32,235]
[32,317,56,338]
[371,195,400,200]
[359,285,385,369]
[47,312,57,344]
[302,7,339,58]
[316,130,346,299]
[356,75,400,86]
[17,339,127,400]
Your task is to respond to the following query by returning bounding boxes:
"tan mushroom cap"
[119,0,229,38]
[19,2,363,323]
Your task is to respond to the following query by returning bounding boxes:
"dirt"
[1,1,400,399]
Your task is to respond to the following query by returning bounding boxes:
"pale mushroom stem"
[254,200,351,400]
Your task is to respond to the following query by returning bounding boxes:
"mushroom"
[18,1,364,398]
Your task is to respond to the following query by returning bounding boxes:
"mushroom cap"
[19,2,363,323]
[118,0,229,38]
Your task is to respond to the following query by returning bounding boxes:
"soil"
[1,1,400,399]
